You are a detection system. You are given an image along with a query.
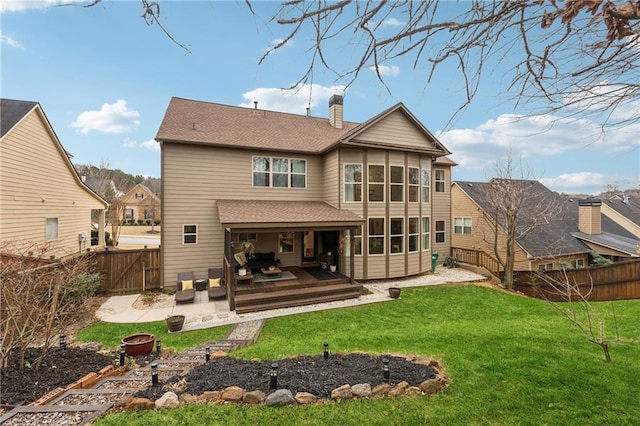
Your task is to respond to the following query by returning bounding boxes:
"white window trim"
[368,164,385,203]
[435,169,446,193]
[45,217,58,242]
[421,168,430,203]
[408,216,419,253]
[454,217,472,235]
[182,224,198,245]
[421,216,430,251]
[390,165,404,203]
[252,156,307,189]
[368,217,385,255]
[408,167,419,203]
[344,163,363,203]
[278,232,295,253]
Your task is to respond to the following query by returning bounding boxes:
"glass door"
[302,231,316,264]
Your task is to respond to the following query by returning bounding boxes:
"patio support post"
[350,227,355,284]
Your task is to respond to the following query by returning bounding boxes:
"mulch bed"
[0,347,114,406]
[136,353,437,400]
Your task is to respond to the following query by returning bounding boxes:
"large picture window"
[421,217,430,250]
[454,217,472,235]
[183,224,198,245]
[408,217,419,252]
[390,166,404,202]
[435,169,446,193]
[253,156,306,188]
[435,220,446,243]
[368,218,385,255]
[408,167,419,202]
[390,218,404,253]
[421,168,430,203]
[344,164,362,202]
[368,165,384,202]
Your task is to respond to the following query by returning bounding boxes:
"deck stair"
[234,280,363,314]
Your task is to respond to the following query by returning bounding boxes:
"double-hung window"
[46,217,58,242]
[435,169,446,193]
[435,220,446,243]
[421,169,430,203]
[390,166,404,202]
[368,218,385,254]
[390,218,404,254]
[344,164,362,202]
[183,224,198,245]
[454,217,472,235]
[408,217,419,252]
[408,167,419,202]
[421,217,430,250]
[368,165,384,202]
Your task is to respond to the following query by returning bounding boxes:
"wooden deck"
[233,267,363,314]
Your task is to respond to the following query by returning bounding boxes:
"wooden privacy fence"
[512,258,640,301]
[90,248,161,295]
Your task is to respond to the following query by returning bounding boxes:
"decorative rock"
[198,391,220,403]
[266,389,295,406]
[331,384,354,400]
[220,386,245,402]
[212,350,227,358]
[114,394,133,408]
[156,391,180,409]
[295,391,318,404]
[351,383,372,398]
[180,393,197,404]
[243,390,266,404]
[419,379,443,394]
[405,386,422,396]
[388,381,409,397]
[126,397,155,410]
[428,359,441,368]
[436,372,451,386]
[371,383,392,396]
[80,342,102,352]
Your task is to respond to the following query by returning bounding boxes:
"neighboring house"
[0,99,108,257]
[601,194,640,240]
[451,180,640,273]
[156,96,453,288]
[121,183,161,224]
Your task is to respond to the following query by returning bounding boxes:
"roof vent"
[468,183,473,187]
[254,101,258,110]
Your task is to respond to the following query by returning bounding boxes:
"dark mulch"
[136,353,437,401]
[0,347,114,406]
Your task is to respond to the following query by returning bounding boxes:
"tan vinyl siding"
[352,110,439,150]
[0,109,105,257]
[161,143,323,287]
[431,166,451,257]
[601,203,640,238]
[322,150,339,207]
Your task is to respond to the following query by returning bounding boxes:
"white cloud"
[71,100,140,134]
[239,84,347,115]
[540,172,609,194]
[0,0,84,12]
[369,64,400,77]
[121,138,158,151]
[381,18,404,27]
[140,138,159,151]
[438,113,638,172]
[0,32,22,48]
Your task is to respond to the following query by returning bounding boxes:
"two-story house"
[156,96,453,298]
[0,99,108,258]
[451,180,639,274]
[121,183,161,225]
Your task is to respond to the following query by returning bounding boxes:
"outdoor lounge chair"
[207,268,226,300]
[175,271,195,304]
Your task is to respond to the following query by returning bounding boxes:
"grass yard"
[93,284,640,425]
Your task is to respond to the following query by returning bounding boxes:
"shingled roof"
[217,200,364,228]
[1,99,38,138]
[156,97,360,153]
[455,180,589,257]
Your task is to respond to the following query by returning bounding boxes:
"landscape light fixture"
[119,344,126,367]
[151,362,159,387]
[323,341,329,359]
[156,339,162,354]
[59,335,67,349]
[206,346,211,362]
[270,363,279,390]
[382,358,390,382]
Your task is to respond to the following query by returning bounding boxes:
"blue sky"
[1,0,638,194]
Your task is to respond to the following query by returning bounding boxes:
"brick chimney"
[329,95,343,129]
[578,199,602,234]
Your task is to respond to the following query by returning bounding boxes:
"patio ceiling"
[217,200,364,230]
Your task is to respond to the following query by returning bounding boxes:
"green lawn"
[94,284,640,425]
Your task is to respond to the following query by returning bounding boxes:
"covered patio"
[217,200,365,313]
